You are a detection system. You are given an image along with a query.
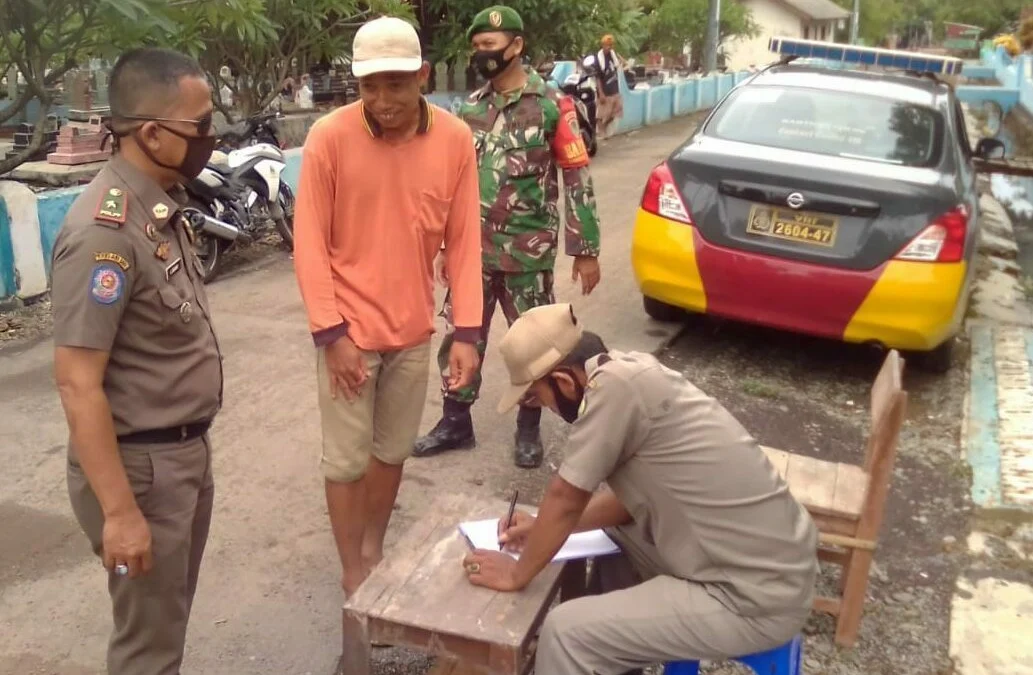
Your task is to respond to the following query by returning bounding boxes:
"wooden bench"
[341,493,587,675]
[760,349,908,649]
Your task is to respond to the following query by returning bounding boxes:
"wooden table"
[340,493,588,675]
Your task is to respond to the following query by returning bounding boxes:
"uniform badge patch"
[155,240,170,261]
[152,203,170,220]
[144,223,160,241]
[489,10,502,27]
[89,263,125,305]
[179,301,193,323]
[94,251,130,271]
[96,188,127,225]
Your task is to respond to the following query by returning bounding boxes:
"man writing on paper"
[461,304,819,675]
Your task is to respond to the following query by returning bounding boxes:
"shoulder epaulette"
[94,187,128,228]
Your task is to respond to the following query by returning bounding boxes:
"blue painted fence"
[0,63,752,301]
[957,45,1033,115]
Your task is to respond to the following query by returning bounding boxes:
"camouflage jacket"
[460,69,601,273]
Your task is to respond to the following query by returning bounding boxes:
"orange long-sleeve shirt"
[293,100,483,351]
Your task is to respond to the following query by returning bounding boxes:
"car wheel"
[911,338,955,374]
[643,296,686,322]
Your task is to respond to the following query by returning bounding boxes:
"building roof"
[780,0,851,21]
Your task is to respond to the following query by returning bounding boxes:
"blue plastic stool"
[663,634,803,675]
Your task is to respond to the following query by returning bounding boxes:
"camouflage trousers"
[437,269,555,404]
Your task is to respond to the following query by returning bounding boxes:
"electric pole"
[849,0,860,44]
[704,0,721,73]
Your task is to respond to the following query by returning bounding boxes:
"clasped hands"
[462,509,536,592]
[324,335,478,402]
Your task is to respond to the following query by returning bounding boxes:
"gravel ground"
[4,244,969,674]
[340,313,970,675]
[0,238,288,351]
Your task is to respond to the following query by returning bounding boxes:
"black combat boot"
[514,405,544,469]
[412,399,475,458]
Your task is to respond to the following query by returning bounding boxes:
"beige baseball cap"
[352,16,423,78]
[497,303,584,414]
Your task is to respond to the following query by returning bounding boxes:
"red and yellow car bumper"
[631,210,970,351]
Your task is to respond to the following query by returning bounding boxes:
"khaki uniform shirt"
[50,156,223,436]
[558,350,819,616]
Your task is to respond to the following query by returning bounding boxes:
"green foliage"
[833,0,1027,44]
[643,0,759,59]
[152,0,413,117]
[831,0,901,45]
[0,0,169,173]
[423,0,647,66]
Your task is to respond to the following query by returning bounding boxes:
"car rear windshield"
[705,84,943,167]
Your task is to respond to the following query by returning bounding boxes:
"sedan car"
[631,52,1004,372]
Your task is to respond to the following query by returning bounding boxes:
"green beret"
[467,5,524,41]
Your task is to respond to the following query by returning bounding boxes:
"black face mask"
[546,371,585,424]
[473,41,517,80]
[141,124,217,180]
[110,124,215,181]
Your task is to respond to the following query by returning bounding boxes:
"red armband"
[552,96,590,169]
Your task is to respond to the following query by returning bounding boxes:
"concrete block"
[980,230,1020,258]
[0,181,46,299]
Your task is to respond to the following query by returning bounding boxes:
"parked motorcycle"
[215,111,284,151]
[538,62,598,157]
[183,142,295,283]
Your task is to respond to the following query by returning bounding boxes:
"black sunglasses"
[117,113,213,137]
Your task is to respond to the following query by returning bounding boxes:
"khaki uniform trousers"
[67,435,214,675]
[535,525,811,675]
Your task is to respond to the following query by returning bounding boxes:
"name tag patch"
[89,263,125,305]
[165,257,183,281]
[94,251,130,271]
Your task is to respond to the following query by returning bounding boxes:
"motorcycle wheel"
[185,199,224,283]
[275,183,296,251]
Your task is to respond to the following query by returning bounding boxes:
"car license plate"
[746,205,838,247]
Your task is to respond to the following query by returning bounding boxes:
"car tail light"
[641,162,693,225]
[894,205,968,263]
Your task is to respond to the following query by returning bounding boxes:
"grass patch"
[741,379,780,399]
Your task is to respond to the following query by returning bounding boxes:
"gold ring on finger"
[467,563,480,574]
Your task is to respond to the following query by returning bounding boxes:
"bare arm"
[574,488,632,532]
[55,345,152,577]
[509,476,593,589]
[55,346,135,519]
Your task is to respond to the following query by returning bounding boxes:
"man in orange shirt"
[292,16,483,599]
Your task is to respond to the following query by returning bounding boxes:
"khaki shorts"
[316,341,431,483]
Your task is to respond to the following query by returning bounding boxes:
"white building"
[725,0,851,72]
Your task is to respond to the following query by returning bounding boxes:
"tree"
[643,0,758,64]
[0,0,169,175]
[161,0,413,119]
[831,0,904,46]
[422,0,647,73]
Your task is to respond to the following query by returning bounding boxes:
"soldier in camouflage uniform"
[413,4,602,469]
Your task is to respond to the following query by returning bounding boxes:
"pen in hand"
[501,489,519,551]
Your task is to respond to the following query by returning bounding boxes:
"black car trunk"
[668,138,962,271]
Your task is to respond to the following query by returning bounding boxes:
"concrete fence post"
[0,181,48,300]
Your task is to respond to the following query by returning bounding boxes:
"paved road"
[0,114,704,675]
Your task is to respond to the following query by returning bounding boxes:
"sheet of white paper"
[458,518,620,561]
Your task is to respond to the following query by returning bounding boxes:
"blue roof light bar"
[768,37,964,76]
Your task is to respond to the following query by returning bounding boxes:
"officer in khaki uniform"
[461,304,819,675]
[51,47,221,674]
